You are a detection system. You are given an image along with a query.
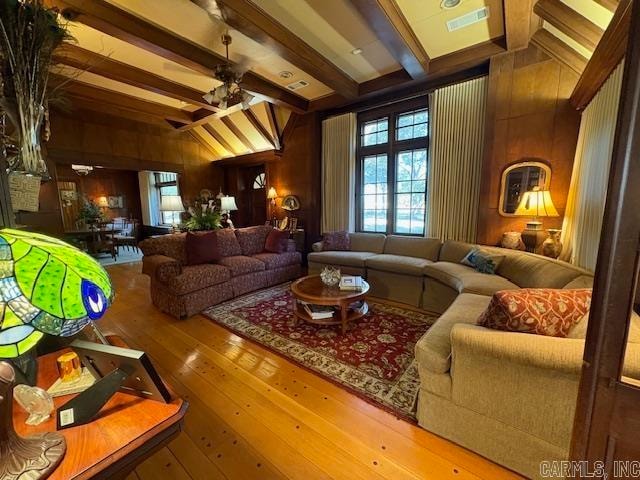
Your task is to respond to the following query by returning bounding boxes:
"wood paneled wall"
[18,111,225,235]
[476,46,581,245]
[218,112,322,252]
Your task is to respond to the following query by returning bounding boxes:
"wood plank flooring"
[101,262,522,480]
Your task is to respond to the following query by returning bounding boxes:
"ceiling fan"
[192,0,254,110]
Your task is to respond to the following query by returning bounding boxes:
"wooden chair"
[114,219,140,252]
[93,230,118,261]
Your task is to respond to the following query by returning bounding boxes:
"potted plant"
[184,198,222,231]
[76,198,105,229]
[0,0,71,177]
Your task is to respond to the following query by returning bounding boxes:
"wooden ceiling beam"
[220,116,257,152]
[188,130,220,158]
[504,0,536,50]
[202,124,238,156]
[266,104,282,150]
[593,0,619,12]
[348,0,429,80]
[45,0,309,113]
[53,76,195,124]
[242,109,276,149]
[571,0,631,110]
[534,0,604,51]
[54,44,220,111]
[207,0,358,98]
[530,29,588,74]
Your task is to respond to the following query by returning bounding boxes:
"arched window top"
[253,173,266,189]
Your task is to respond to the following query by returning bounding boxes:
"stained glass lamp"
[0,228,114,480]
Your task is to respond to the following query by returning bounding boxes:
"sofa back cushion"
[439,240,593,288]
[185,231,220,265]
[265,229,289,253]
[139,233,187,264]
[383,235,441,260]
[235,225,272,255]
[349,233,386,253]
[322,231,351,251]
[215,228,242,257]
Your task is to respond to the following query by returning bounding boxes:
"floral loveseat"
[139,226,301,318]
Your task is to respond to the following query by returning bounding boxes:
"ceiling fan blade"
[190,0,223,20]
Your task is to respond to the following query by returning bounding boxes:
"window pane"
[364,183,376,194]
[360,117,389,146]
[395,148,428,235]
[397,152,412,181]
[396,108,428,141]
[397,193,411,208]
[363,210,376,231]
[160,185,178,196]
[376,155,387,182]
[364,156,377,184]
[395,209,410,234]
[397,181,411,193]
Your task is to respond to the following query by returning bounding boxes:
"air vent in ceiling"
[446,6,489,32]
[286,80,309,91]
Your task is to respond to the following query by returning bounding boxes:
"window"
[154,171,181,225]
[356,97,429,236]
[253,172,266,189]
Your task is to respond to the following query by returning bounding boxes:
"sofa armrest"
[451,324,585,374]
[142,255,182,283]
[312,241,323,252]
[286,239,297,253]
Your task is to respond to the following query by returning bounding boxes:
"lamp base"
[0,362,66,480]
[521,227,548,253]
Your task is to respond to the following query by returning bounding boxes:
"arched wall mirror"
[499,161,552,216]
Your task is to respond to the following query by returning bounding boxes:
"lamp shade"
[514,189,559,218]
[220,196,238,212]
[96,196,109,208]
[160,195,184,212]
[267,187,278,200]
[0,229,113,358]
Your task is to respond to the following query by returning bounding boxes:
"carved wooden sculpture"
[0,362,65,480]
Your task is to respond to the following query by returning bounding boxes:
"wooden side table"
[291,228,305,253]
[13,340,187,480]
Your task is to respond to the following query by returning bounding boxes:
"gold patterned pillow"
[477,288,592,337]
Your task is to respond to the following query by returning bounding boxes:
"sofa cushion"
[423,262,519,296]
[253,251,301,270]
[235,225,271,256]
[321,231,351,251]
[438,240,476,263]
[185,231,220,265]
[307,251,377,268]
[215,229,243,257]
[478,288,592,337]
[169,264,230,295]
[265,229,289,253]
[349,233,386,253]
[415,293,492,374]
[383,235,441,261]
[218,256,266,276]
[366,254,433,276]
[139,233,187,264]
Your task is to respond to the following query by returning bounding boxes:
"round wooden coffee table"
[290,275,370,334]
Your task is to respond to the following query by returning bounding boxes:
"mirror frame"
[498,161,552,217]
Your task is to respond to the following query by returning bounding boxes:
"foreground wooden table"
[13,342,188,480]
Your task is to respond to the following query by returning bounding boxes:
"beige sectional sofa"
[309,233,640,479]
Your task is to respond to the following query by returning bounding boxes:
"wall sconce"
[96,196,109,209]
[267,187,278,224]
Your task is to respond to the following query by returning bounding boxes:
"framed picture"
[279,217,289,231]
[107,196,124,209]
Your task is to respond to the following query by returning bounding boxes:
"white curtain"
[321,113,357,232]
[560,63,624,270]
[427,76,488,242]
[138,171,160,226]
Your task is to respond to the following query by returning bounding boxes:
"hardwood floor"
[102,262,522,480]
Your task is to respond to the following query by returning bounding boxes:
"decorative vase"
[542,229,563,259]
[320,267,341,287]
[501,231,525,251]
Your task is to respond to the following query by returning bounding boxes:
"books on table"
[301,302,335,320]
[339,275,364,291]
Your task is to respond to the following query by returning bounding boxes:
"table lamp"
[160,195,184,231]
[267,187,278,224]
[0,228,113,479]
[514,187,559,253]
[220,196,238,223]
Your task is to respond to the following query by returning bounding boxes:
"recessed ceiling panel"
[396,0,505,58]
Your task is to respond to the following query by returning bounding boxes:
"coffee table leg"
[340,302,348,334]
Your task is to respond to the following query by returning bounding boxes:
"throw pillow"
[214,228,242,257]
[236,225,272,256]
[265,229,289,253]
[185,231,220,265]
[461,248,505,274]
[477,288,592,337]
[322,231,350,251]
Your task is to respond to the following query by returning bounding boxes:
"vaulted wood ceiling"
[44,0,618,161]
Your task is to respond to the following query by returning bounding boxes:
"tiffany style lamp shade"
[0,228,114,480]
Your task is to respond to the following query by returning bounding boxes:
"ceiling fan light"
[241,92,254,109]
[202,91,215,104]
[219,98,228,110]
[217,84,228,98]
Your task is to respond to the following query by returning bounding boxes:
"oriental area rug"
[202,284,437,421]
